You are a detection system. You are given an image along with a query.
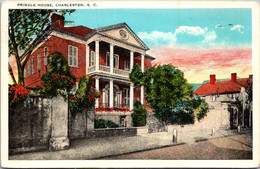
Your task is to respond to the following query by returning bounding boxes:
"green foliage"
[129,64,208,124]
[40,52,76,98]
[129,64,143,87]
[131,101,147,127]
[94,119,119,128]
[8,9,75,85]
[69,76,99,115]
[142,64,193,124]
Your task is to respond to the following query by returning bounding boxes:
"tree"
[129,64,208,124]
[40,52,76,98]
[131,101,147,127]
[8,9,75,85]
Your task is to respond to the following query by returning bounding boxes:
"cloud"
[150,47,252,82]
[230,24,244,34]
[202,31,217,43]
[175,26,206,36]
[138,26,215,47]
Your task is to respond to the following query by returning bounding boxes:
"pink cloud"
[151,47,252,73]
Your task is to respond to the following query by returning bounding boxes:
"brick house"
[194,73,252,129]
[21,13,155,127]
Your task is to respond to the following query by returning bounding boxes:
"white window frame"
[37,53,41,71]
[113,54,119,69]
[123,88,130,107]
[44,46,48,66]
[124,60,130,71]
[32,57,34,75]
[68,45,78,67]
[91,51,95,66]
[106,52,119,69]
[211,95,216,102]
[28,60,31,77]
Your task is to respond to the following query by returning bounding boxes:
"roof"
[59,26,93,37]
[194,77,252,96]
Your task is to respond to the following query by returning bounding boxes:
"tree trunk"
[8,63,17,85]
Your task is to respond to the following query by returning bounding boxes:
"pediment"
[96,23,149,50]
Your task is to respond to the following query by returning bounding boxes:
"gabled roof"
[93,22,149,50]
[194,77,252,96]
[59,26,93,37]
[20,22,152,61]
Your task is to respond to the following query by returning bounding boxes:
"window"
[91,51,95,66]
[114,55,119,69]
[31,57,34,75]
[28,60,31,77]
[68,45,78,67]
[123,88,130,107]
[211,95,216,102]
[106,52,119,68]
[124,60,130,70]
[24,66,26,79]
[37,53,41,71]
[44,46,48,65]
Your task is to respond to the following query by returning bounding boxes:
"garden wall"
[9,95,52,154]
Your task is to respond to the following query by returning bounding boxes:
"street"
[103,133,252,159]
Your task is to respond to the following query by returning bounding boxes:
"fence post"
[49,95,70,151]
[172,129,178,143]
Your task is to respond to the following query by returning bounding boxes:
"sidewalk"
[9,128,251,160]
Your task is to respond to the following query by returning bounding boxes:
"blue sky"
[65,9,252,48]
[64,9,252,83]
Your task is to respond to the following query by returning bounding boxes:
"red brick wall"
[25,36,86,88]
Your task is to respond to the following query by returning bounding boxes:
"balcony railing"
[113,68,130,76]
[99,65,110,72]
[87,65,130,77]
[88,66,95,73]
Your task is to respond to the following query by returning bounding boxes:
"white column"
[110,44,114,74]
[130,51,134,70]
[109,79,114,108]
[95,77,99,108]
[95,39,99,71]
[86,44,89,74]
[141,54,144,104]
[141,54,144,72]
[130,83,134,110]
[129,51,134,110]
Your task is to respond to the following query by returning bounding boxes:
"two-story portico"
[84,23,154,110]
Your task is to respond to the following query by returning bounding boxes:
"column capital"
[95,38,101,42]
[110,43,115,47]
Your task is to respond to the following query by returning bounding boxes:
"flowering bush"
[9,84,30,107]
[40,52,76,99]
[69,76,99,115]
[96,106,132,112]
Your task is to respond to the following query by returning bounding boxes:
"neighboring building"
[21,13,155,127]
[194,73,252,129]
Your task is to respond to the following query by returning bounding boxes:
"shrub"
[40,52,76,99]
[69,76,99,115]
[131,101,147,127]
[94,119,119,128]
[9,84,30,108]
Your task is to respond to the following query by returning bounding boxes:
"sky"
[65,8,252,83]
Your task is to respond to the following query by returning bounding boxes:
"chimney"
[231,73,237,82]
[51,13,64,28]
[210,74,216,84]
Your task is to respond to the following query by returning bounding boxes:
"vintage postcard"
[1,0,260,168]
